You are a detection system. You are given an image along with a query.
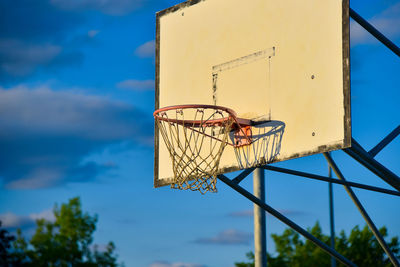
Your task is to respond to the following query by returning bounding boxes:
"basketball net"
[155,106,234,194]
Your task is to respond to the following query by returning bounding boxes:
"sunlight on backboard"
[155,0,350,188]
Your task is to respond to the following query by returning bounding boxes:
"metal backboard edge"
[342,0,352,148]
[154,12,160,187]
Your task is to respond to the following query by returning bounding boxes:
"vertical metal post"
[254,168,267,267]
[328,166,336,267]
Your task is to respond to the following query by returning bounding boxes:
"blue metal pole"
[254,168,267,267]
[328,165,336,267]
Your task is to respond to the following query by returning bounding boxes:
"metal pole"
[368,125,400,157]
[254,168,267,267]
[349,8,400,58]
[218,174,357,267]
[323,153,400,267]
[328,166,336,267]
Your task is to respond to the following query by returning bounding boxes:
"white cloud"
[0,39,61,76]
[0,85,142,140]
[0,212,28,228]
[228,210,253,217]
[29,209,55,222]
[149,261,205,267]
[116,79,154,91]
[135,40,155,58]
[0,85,152,189]
[91,243,112,253]
[6,168,62,190]
[351,3,400,46]
[0,209,55,229]
[194,229,252,245]
[88,30,100,38]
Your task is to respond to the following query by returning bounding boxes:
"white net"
[155,106,234,194]
[232,121,285,168]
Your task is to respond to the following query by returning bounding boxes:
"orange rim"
[154,104,253,146]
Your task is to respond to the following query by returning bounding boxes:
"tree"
[235,222,400,267]
[8,197,122,266]
[0,221,22,266]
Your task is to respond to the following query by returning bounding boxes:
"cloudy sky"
[0,0,399,266]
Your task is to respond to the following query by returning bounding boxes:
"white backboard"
[155,0,351,187]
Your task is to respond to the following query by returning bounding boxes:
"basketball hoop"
[154,104,252,193]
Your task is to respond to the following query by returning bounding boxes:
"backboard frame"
[154,0,351,188]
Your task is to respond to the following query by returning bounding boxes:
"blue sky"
[0,0,399,266]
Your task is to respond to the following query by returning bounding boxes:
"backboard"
[155,0,350,187]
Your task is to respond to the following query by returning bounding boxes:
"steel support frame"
[218,139,400,267]
[344,139,400,192]
[349,8,400,57]
[323,153,400,267]
[368,126,400,157]
[218,130,400,266]
[328,166,336,267]
[216,8,400,267]
[262,165,400,197]
[217,174,357,267]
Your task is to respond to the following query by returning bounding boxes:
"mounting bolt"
[312,132,315,136]
[311,75,315,79]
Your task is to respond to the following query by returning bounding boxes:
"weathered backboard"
[155,0,351,187]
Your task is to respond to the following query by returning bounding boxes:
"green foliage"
[235,252,254,267]
[7,197,122,266]
[235,222,400,267]
[0,221,20,266]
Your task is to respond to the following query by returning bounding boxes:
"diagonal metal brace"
[344,138,400,192]
[324,152,400,267]
[369,125,400,158]
[218,174,357,267]
[232,167,256,184]
[350,8,400,58]
[262,165,400,197]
